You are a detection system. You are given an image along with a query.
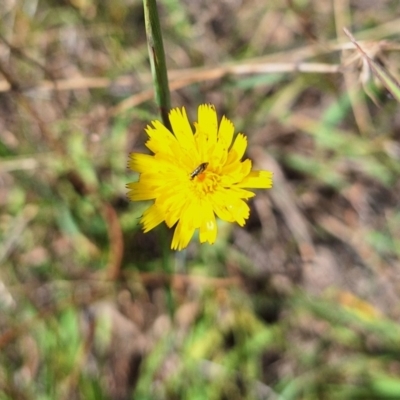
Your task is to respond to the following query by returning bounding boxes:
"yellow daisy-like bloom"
[127,104,273,251]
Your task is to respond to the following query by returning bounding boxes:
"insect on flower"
[190,162,208,180]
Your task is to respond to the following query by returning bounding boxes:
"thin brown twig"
[0,61,341,94]
[334,0,373,135]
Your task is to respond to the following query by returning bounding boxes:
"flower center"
[192,170,221,195]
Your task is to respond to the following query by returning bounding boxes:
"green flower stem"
[143,0,172,130]
[143,1,174,311]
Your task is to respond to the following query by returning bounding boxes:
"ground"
[1,0,400,399]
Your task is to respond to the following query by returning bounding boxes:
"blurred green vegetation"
[1,0,400,399]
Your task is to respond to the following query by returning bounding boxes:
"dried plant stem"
[333,0,372,135]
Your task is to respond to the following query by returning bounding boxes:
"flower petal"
[127,182,157,201]
[128,153,157,173]
[226,133,247,166]
[218,116,234,148]
[228,186,256,199]
[141,204,164,232]
[171,202,197,250]
[169,107,197,153]
[145,120,178,155]
[199,201,217,244]
[227,197,250,226]
[198,104,218,146]
[237,171,273,188]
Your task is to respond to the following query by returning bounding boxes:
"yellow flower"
[127,104,273,250]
